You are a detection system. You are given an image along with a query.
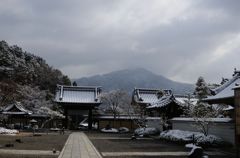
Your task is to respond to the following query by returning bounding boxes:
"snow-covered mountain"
[75,68,194,94]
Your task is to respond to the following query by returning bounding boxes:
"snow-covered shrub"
[0,127,19,134]
[134,127,159,137]
[101,128,118,133]
[118,127,129,133]
[159,130,224,146]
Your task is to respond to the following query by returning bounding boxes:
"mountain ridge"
[75,68,194,94]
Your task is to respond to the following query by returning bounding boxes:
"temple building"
[1,102,32,128]
[132,88,197,119]
[55,85,102,129]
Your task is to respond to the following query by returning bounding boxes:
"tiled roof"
[55,85,102,104]
[2,102,32,115]
[204,71,240,102]
[133,88,190,109]
[133,88,170,104]
[147,93,186,109]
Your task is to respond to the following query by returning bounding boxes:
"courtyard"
[0,131,237,158]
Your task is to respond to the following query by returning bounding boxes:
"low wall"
[98,116,162,131]
[171,118,235,144]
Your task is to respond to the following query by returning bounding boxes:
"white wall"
[146,117,162,131]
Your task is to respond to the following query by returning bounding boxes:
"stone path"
[58,132,102,158]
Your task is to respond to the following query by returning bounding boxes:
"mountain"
[75,68,194,94]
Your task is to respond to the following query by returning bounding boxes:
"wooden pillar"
[64,107,68,129]
[234,86,240,156]
[88,108,92,130]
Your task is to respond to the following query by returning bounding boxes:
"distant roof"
[204,70,240,104]
[55,85,102,104]
[132,88,197,109]
[132,88,165,104]
[2,102,32,115]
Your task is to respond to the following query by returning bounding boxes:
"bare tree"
[101,90,130,127]
[127,102,147,128]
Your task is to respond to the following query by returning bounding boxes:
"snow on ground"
[160,130,223,146]
[134,127,159,137]
[118,127,129,133]
[101,128,118,133]
[0,127,19,134]
[171,117,232,122]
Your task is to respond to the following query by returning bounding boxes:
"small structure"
[55,85,102,129]
[1,102,32,129]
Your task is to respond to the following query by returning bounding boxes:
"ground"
[0,132,69,151]
[0,131,237,158]
[0,131,69,158]
[86,131,236,158]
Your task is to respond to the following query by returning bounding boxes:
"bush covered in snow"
[134,127,159,137]
[159,130,224,146]
[0,127,19,134]
[101,128,118,133]
[118,127,129,133]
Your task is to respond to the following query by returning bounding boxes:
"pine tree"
[194,76,210,101]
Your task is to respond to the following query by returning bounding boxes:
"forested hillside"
[0,41,71,113]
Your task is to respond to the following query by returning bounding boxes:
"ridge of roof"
[56,85,102,89]
[3,102,32,115]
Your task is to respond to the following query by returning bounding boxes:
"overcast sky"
[0,0,240,84]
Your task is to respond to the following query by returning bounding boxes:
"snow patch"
[160,130,223,146]
[134,127,159,136]
[171,117,232,123]
[0,127,19,135]
[101,128,118,133]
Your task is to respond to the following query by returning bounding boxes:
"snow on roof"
[223,105,234,111]
[147,94,175,109]
[204,72,240,102]
[55,85,102,104]
[171,117,233,123]
[133,88,161,104]
[133,88,174,104]
[175,95,198,106]
[2,102,32,115]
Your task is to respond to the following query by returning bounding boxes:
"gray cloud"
[0,0,240,84]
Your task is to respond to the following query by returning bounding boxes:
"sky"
[0,0,240,84]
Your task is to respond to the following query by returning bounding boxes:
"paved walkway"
[58,132,102,158]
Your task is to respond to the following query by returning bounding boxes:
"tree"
[101,90,130,127]
[185,102,223,136]
[72,81,77,86]
[185,78,224,136]
[37,106,65,128]
[127,101,148,128]
[194,76,210,101]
